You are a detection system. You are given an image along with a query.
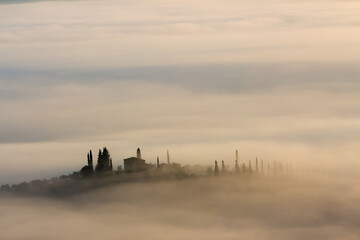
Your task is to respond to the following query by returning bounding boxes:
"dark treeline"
[0,147,295,197]
[80,147,113,177]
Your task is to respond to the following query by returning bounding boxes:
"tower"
[137,148,141,159]
[249,160,252,173]
[261,159,264,174]
[236,149,239,162]
[167,149,170,164]
[221,160,225,173]
[157,156,160,168]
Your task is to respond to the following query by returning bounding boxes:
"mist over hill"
[1,0,359,238]
[1,174,359,240]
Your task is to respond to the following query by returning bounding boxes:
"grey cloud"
[0,63,359,144]
[1,62,359,94]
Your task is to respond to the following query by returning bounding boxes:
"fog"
[1,75,359,184]
[0,0,359,190]
[1,175,359,240]
[1,0,358,237]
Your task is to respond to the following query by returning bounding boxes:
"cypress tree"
[235,160,240,174]
[90,150,93,164]
[95,149,103,173]
[102,147,110,170]
[214,160,219,176]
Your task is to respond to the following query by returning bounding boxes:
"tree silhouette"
[81,150,94,177]
[95,147,113,174]
[214,160,219,176]
[235,160,240,174]
[95,149,103,173]
[221,160,226,174]
[102,147,110,166]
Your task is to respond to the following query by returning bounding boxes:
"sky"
[0,0,359,184]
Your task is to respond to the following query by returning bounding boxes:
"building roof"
[123,157,145,162]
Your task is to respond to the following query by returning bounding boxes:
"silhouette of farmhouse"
[123,148,152,172]
[0,146,299,196]
[77,147,291,179]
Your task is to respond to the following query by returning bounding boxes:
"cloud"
[0,0,359,69]
[1,64,359,144]
[1,176,359,240]
[0,64,359,184]
[1,62,359,93]
[0,0,359,185]
[0,0,82,4]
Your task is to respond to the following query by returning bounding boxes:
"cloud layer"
[0,0,359,184]
[1,176,360,240]
[0,0,359,68]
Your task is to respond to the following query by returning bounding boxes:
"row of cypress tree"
[81,147,113,177]
[95,147,113,173]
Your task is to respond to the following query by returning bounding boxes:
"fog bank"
[1,175,359,240]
